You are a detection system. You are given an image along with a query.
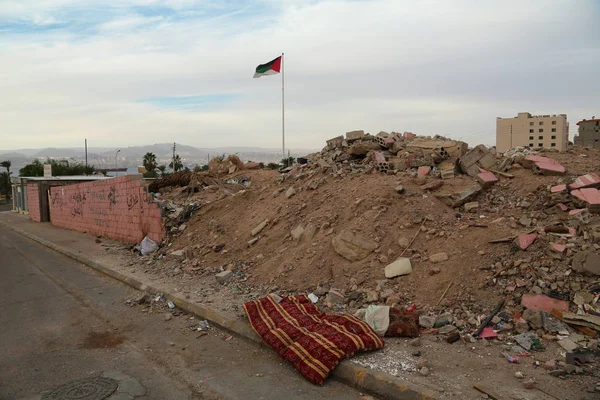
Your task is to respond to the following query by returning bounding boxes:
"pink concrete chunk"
[477,170,498,187]
[569,173,600,189]
[384,137,395,145]
[557,203,568,211]
[515,233,537,250]
[551,184,567,193]
[568,227,577,236]
[569,208,587,215]
[521,294,569,313]
[478,327,498,339]
[536,161,566,175]
[418,166,430,175]
[404,132,416,139]
[551,243,566,253]
[571,188,600,205]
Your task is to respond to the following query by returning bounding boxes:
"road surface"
[0,226,364,400]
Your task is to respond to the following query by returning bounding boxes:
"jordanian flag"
[253,56,282,78]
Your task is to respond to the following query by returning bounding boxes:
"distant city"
[0,143,320,175]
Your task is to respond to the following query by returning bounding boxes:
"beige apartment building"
[496,112,569,153]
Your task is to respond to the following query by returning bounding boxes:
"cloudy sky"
[1,0,599,151]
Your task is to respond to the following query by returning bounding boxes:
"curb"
[2,221,437,400]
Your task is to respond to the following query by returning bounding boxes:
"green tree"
[142,152,157,173]
[169,154,183,172]
[157,165,167,177]
[281,157,295,168]
[0,160,11,200]
[19,159,95,177]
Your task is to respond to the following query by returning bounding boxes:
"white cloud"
[0,0,599,151]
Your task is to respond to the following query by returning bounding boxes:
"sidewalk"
[0,212,437,400]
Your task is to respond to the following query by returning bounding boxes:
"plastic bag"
[140,236,158,256]
[355,305,390,337]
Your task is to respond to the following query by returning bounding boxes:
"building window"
[551,135,556,139]
[529,143,534,147]
[539,129,544,133]
[551,143,556,147]
[530,122,534,126]
[552,128,556,132]
[552,121,556,125]
[539,135,543,139]
[539,121,544,125]
[529,136,534,140]
[538,143,543,147]
[529,129,534,133]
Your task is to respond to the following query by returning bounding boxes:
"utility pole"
[85,139,88,167]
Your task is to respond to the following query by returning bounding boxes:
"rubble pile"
[148,171,192,193]
[130,130,599,391]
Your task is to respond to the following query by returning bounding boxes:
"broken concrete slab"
[571,188,600,213]
[440,169,455,179]
[405,139,467,158]
[384,257,412,278]
[285,187,297,198]
[523,155,566,175]
[514,233,537,250]
[348,141,381,155]
[551,184,567,193]
[301,223,317,242]
[459,145,497,177]
[571,251,600,276]
[251,219,269,236]
[326,135,344,149]
[435,183,482,208]
[170,249,185,259]
[332,230,379,261]
[422,180,443,191]
[569,173,600,190]
[521,293,569,313]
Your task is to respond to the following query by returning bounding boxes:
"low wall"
[49,175,164,243]
[27,184,40,222]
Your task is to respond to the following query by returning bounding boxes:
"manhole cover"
[42,377,118,400]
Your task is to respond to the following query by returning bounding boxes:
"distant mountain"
[0,143,320,173]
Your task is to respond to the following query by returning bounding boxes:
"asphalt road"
[0,227,364,400]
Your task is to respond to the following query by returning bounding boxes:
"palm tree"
[157,165,167,177]
[142,152,157,173]
[169,154,183,172]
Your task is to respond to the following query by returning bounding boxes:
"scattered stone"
[439,325,457,335]
[285,187,297,198]
[522,309,543,330]
[395,185,405,194]
[251,219,269,236]
[412,350,421,357]
[417,358,429,369]
[571,251,600,276]
[418,367,430,377]
[419,315,436,329]
[515,233,537,250]
[173,267,182,275]
[164,313,173,321]
[557,338,578,352]
[384,258,412,278]
[365,290,379,303]
[522,378,535,389]
[410,338,422,347]
[170,250,185,258]
[248,238,259,246]
[514,372,524,379]
[464,202,479,212]
[429,266,441,275]
[429,252,449,263]
[326,289,346,305]
[397,237,411,248]
[549,369,567,377]
[291,225,305,240]
[433,316,451,328]
[215,270,233,284]
[422,180,443,191]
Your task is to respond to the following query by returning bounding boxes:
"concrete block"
[435,183,482,207]
[417,166,430,175]
[215,270,233,284]
[346,130,365,140]
[571,188,600,213]
[384,258,412,278]
[521,293,569,313]
[551,184,567,193]
[440,169,455,179]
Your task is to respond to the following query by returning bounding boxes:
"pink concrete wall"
[49,175,164,243]
[27,184,41,222]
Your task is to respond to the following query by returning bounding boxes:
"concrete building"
[574,117,600,148]
[496,112,569,153]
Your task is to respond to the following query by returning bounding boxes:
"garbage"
[167,300,175,309]
[140,236,158,256]
[307,293,319,303]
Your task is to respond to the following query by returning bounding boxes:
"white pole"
[281,52,285,163]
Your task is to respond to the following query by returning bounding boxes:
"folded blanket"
[244,295,384,384]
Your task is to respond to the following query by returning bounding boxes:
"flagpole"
[281,52,285,163]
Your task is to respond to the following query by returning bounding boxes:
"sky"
[1,0,599,151]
